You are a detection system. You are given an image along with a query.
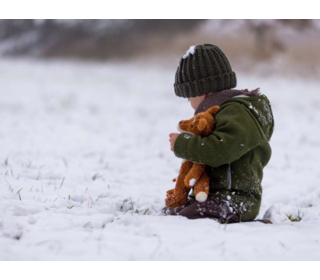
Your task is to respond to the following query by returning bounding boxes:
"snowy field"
[0,58,320,261]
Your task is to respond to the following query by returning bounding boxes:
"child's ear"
[197,118,207,131]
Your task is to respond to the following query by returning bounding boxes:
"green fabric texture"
[174,94,274,221]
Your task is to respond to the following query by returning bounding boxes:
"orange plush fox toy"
[165,105,220,208]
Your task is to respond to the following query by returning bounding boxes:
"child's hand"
[169,133,180,151]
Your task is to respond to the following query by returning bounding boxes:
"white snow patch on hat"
[182,45,197,59]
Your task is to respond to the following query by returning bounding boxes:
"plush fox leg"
[166,189,175,197]
[184,163,206,187]
[165,161,193,208]
[193,171,210,202]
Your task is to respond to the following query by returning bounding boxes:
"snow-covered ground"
[0,58,320,260]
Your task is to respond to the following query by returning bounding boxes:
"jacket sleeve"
[173,103,264,168]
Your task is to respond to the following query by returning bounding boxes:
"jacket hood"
[224,94,274,141]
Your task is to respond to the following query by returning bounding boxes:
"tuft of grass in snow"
[4,156,9,166]
[96,193,104,202]
[307,199,313,208]
[59,177,65,188]
[286,211,302,222]
[5,179,13,192]
[119,197,149,215]
[120,199,128,211]
[14,232,23,240]
[123,198,134,214]
[16,188,23,201]
[92,173,102,181]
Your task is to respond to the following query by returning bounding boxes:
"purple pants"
[163,196,239,223]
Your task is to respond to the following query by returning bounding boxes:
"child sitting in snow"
[165,44,274,223]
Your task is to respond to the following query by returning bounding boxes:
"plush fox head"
[178,106,220,136]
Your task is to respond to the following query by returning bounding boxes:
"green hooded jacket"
[174,94,274,221]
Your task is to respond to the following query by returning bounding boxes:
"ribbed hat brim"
[174,71,237,98]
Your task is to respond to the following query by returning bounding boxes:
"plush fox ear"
[197,118,207,131]
[207,106,220,116]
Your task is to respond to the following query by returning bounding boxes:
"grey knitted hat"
[174,44,237,98]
